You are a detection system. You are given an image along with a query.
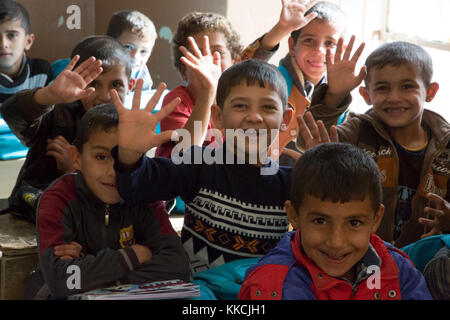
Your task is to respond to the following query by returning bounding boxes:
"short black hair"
[73,104,118,153]
[364,41,433,87]
[290,1,346,42]
[290,143,382,214]
[106,10,157,41]
[0,0,31,34]
[71,35,132,78]
[216,59,288,111]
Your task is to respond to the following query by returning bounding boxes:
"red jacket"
[239,231,432,300]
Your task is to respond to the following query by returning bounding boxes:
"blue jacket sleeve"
[391,250,433,300]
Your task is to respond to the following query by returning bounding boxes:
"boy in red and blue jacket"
[239,143,432,300]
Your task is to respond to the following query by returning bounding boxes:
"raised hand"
[279,0,318,32]
[297,112,339,150]
[46,135,75,174]
[419,193,450,238]
[325,36,366,105]
[111,79,181,166]
[179,36,221,93]
[35,55,103,106]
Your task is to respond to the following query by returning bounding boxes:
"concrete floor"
[0,157,184,232]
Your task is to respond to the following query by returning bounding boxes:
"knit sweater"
[113,144,292,273]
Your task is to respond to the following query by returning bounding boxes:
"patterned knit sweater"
[113,144,292,273]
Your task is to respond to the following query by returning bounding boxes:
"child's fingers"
[79,59,102,79]
[334,37,344,63]
[425,192,445,208]
[212,51,221,67]
[330,125,339,142]
[297,114,314,144]
[325,48,333,68]
[180,57,198,72]
[202,35,211,57]
[73,56,96,75]
[179,46,198,63]
[144,82,167,113]
[356,66,367,84]
[82,65,103,86]
[187,36,203,58]
[317,120,330,142]
[303,112,320,141]
[281,147,302,161]
[351,42,366,64]
[154,130,177,147]
[155,97,181,122]
[111,89,127,116]
[304,12,318,24]
[342,35,355,61]
[65,55,80,71]
[132,78,144,111]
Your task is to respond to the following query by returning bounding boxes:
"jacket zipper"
[105,204,110,226]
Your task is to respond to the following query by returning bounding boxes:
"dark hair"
[290,143,382,213]
[216,59,288,111]
[0,0,31,34]
[74,104,118,152]
[71,35,132,78]
[106,10,157,40]
[364,41,433,87]
[172,11,242,73]
[290,1,346,42]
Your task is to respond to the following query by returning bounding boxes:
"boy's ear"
[24,33,35,51]
[281,107,294,131]
[128,78,136,91]
[68,145,81,171]
[211,104,223,130]
[285,200,300,230]
[426,82,439,102]
[359,86,372,105]
[288,37,296,57]
[371,204,385,233]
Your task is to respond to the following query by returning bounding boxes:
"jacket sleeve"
[113,145,202,205]
[37,184,142,299]
[0,88,53,146]
[296,84,360,152]
[390,249,433,300]
[125,201,191,284]
[240,34,279,62]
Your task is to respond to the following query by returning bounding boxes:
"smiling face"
[0,18,34,77]
[116,29,155,77]
[289,19,340,85]
[80,65,133,112]
[287,196,383,282]
[73,128,121,204]
[212,83,291,163]
[360,63,438,132]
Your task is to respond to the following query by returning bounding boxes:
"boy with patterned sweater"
[112,58,294,273]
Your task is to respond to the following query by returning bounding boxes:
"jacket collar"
[290,230,398,291]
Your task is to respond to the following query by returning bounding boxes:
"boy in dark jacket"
[26,104,190,300]
[1,35,132,222]
[239,143,431,300]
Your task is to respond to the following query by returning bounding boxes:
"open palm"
[111,80,180,154]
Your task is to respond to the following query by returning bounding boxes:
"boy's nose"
[98,89,112,103]
[0,35,9,48]
[245,110,264,123]
[326,225,347,249]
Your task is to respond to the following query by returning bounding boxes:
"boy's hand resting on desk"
[111,79,181,167]
[325,36,366,108]
[34,55,103,106]
[54,241,83,261]
[131,244,153,264]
